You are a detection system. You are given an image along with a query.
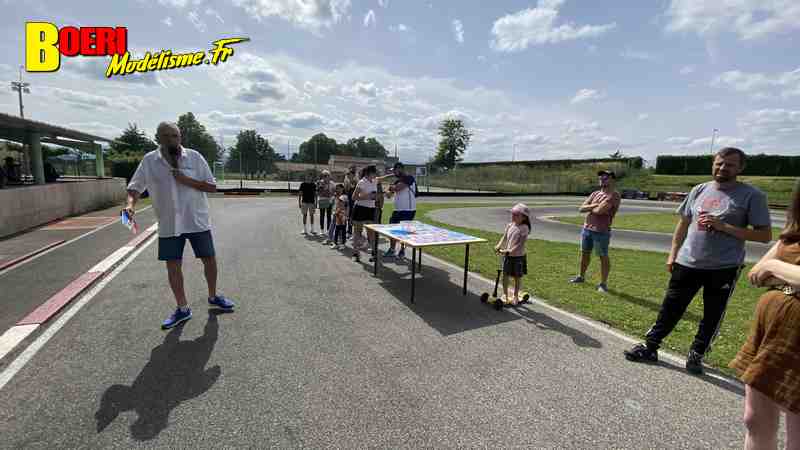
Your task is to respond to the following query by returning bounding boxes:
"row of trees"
[105,112,475,177]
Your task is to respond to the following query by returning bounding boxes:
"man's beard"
[165,144,180,167]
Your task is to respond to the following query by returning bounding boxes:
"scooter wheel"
[480,293,489,303]
[493,298,503,311]
[522,293,530,303]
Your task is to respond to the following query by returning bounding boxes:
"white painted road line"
[0,325,39,362]
[0,232,157,391]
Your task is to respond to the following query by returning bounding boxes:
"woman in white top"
[350,165,378,262]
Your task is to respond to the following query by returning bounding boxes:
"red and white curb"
[0,224,158,363]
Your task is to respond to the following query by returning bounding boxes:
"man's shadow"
[95,310,228,441]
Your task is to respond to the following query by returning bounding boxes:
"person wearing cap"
[625,147,772,375]
[317,169,336,243]
[495,203,532,305]
[569,169,622,293]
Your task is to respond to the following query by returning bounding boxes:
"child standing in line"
[494,203,532,306]
[331,184,349,250]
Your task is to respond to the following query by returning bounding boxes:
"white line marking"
[0,205,153,277]
[423,252,744,390]
[88,246,133,274]
[0,231,157,391]
[0,325,39,362]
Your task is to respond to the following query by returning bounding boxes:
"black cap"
[597,170,616,179]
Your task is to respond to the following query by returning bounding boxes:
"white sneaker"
[330,243,337,249]
[337,245,345,250]
[301,229,307,235]
[310,230,317,235]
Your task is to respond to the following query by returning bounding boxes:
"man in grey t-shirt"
[624,148,772,375]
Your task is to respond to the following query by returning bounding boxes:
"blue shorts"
[580,228,611,257]
[158,230,216,261]
[389,210,416,223]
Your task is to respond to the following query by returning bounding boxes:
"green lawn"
[381,203,763,377]
[553,212,784,237]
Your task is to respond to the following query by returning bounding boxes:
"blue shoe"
[162,308,192,329]
[383,249,396,258]
[208,295,235,310]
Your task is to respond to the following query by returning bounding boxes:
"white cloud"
[490,0,616,52]
[570,88,605,104]
[61,57,165,87]
[304,81,333,96]
[684,102,722,112]
[666,135,746,150]
[739,109,800,140]
[378,0,388,8]
[389,24,408,32]
[638,113,650,121]
[67,122,123,138]
[38,86,149,113]
[620,49,657,62]
[665,0,800,40]
[214,53,298,103]
[162,17,173,27]
[188,11,207,32]
[680,65,695,75]
[231,0,352,33]
[342,81,379,104]
[665,136,693,146]
[157,0,190,7]
[206,8,225,24]
[363,9,376,27]
[516,134,551,146]
[712,68,800,99]
[452,19,464,43]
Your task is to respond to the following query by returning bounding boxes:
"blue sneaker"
[383,249,396,258]
[208,295,235,310]
[162,308,192,329]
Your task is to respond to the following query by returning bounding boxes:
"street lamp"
[709,128,719,154]
[10,65,30,119]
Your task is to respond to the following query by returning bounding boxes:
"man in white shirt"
[124,122,235,329]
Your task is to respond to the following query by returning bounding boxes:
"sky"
[2,0,799,164]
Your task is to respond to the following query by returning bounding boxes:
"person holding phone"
[350,165,378,262]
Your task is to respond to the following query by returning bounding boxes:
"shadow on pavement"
[511,306,603,348]
[360,256,519,336]
[95,309,230,441]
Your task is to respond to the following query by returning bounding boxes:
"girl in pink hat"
[494,203,532,305]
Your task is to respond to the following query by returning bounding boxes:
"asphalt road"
[0,198,756,448]
[430,204,784,263]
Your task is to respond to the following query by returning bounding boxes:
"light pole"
[709,128,719,154]
[11,65,29,119]
[512,142,516,162]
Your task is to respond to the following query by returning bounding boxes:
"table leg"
[411,246,416,303]
[417,247,422,273]
[463,244,470,296]
[373,231,379,276]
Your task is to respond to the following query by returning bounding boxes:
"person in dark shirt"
[298,173,318,235]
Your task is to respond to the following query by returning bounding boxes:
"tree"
[226,130,279,178]
[110,123,157,160]
[339,136,388,158]
[294,133,339,165]
[609,149,625,159]
[433,118,471,170]
[172,112,220,165]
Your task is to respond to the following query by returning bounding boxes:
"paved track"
[0,198,757,448]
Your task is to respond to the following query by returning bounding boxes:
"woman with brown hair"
[731,181,800,449]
